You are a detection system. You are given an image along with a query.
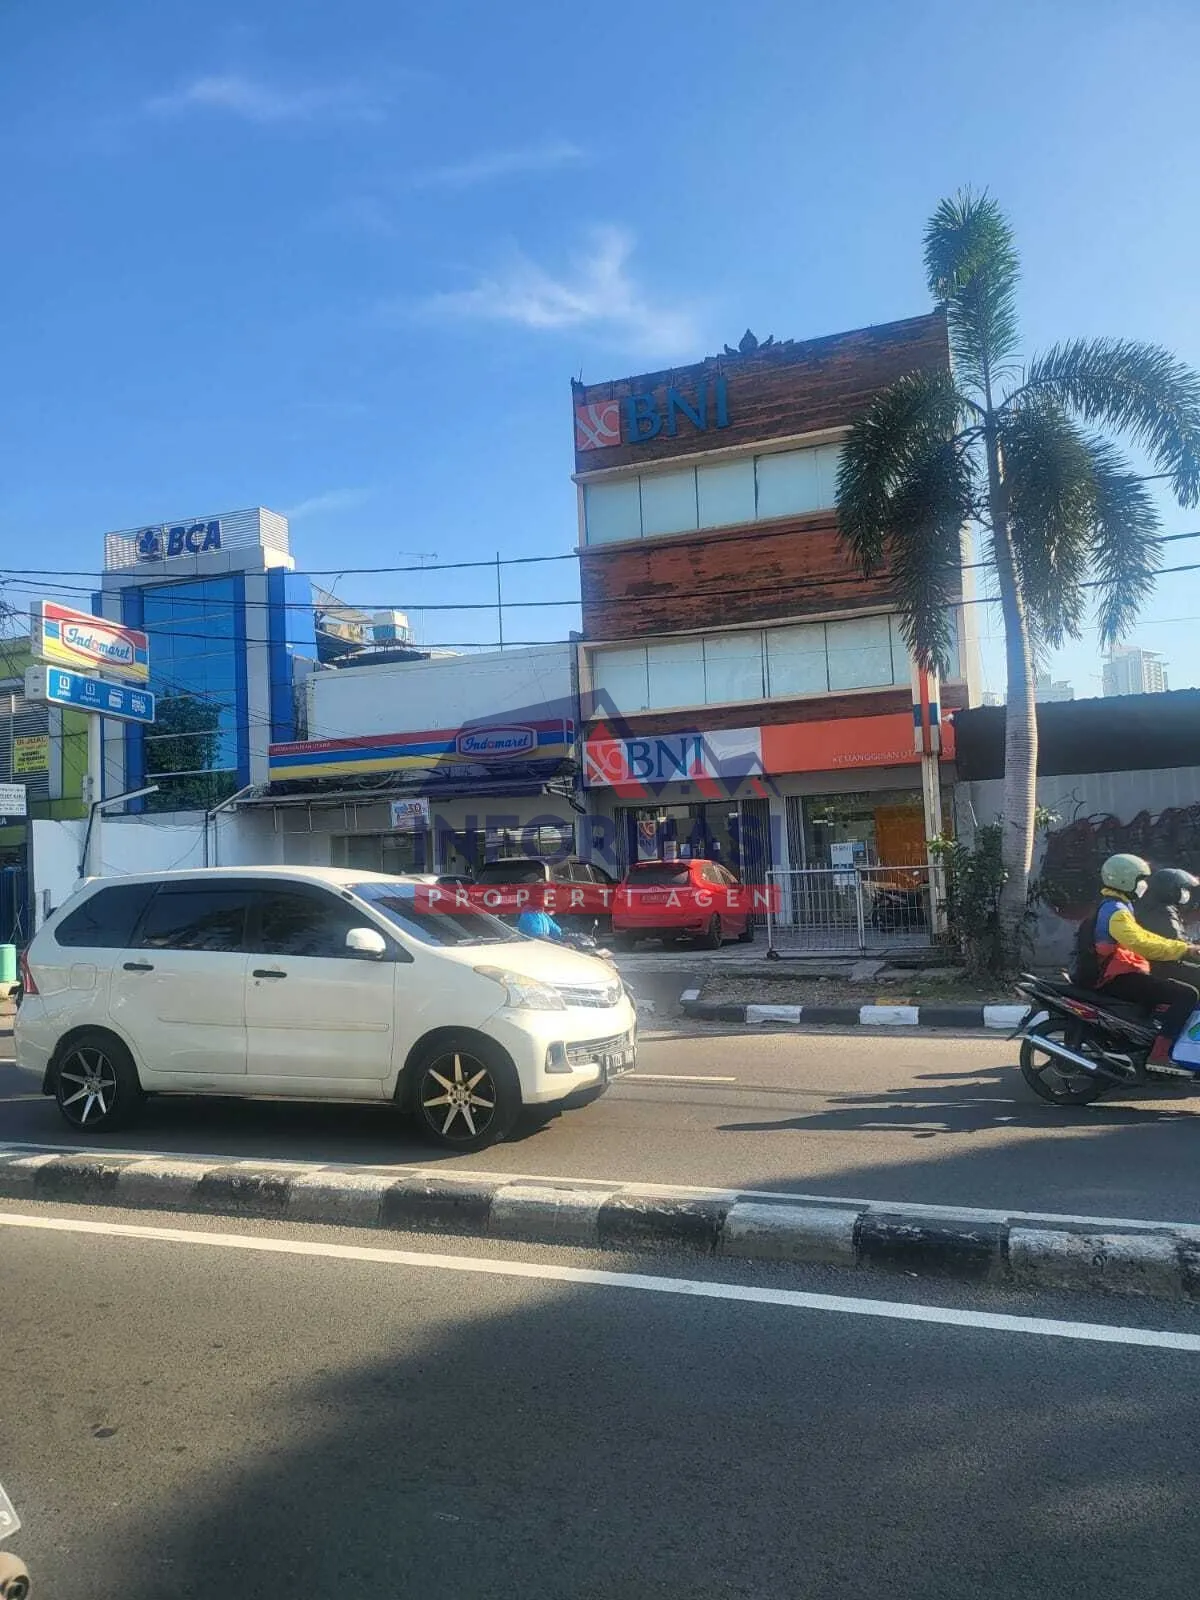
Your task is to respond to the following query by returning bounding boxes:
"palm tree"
[836,190,1200,960]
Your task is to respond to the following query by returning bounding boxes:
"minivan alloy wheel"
[58,1045,119,1126]
[419,1051,499,1141]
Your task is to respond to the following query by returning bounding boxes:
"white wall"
[307,644,574,740]
[29,810,285,927]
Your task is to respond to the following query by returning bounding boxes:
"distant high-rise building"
[1034,672,1075,704]
[980,674,1073,707]
[1103,646,1168,697]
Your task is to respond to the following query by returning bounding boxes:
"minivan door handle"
[252,968,287,980]
[122,961,154,972]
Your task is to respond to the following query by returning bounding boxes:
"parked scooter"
[0,1482,31,1598]
[1013,971,1200,1105]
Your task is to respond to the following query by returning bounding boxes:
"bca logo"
[136,520,222,560]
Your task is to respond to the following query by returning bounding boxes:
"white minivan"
[15,867,637,1151]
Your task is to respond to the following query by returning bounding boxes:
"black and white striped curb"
[679,994,1028,1030]
[3,1146,1199,1301]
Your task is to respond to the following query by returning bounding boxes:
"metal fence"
[765,864,933,954]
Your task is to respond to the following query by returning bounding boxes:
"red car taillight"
[18,948,37,997]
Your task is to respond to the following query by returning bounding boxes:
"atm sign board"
[31,600,150,684]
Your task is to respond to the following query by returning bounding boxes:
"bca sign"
[135,519,222,561]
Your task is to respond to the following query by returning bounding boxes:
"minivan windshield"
[349,880,522,947]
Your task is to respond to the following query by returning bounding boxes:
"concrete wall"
[955,765,1200,963]
[307,644,574,739]
[29,810,284,927]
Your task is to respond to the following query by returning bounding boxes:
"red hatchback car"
[613,859,754,949]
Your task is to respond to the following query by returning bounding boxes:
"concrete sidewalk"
[4,1146,1198,1304]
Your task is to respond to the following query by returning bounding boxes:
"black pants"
[1101,971,1200,1041]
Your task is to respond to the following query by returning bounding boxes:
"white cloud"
[412,139,585,188]
[284,487,372,519]
[146,73,382,125]
[419,226,700,359]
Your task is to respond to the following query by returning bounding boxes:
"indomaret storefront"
[571,316,977,929]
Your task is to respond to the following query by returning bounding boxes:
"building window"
[583,441,844,545]
[139,576,242,812]
[589,613,914,716]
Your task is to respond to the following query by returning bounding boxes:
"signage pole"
[84,712,103,877]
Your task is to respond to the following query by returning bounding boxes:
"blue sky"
[3,0,1200,696]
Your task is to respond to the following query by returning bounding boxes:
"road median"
[3,1146,1199,1303]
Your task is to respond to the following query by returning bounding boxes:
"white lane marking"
[3,1139,1199,1237]
[626,1073,738,1084]
[0,1210,1196,1352]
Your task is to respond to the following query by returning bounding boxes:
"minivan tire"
[53,1030,145,1133]
[409,1034,520,1153]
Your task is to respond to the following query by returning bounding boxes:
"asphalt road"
[3,1199,1200,1599]
[5,1024,1200,1222]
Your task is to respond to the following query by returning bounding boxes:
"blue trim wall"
[119,585,146,801]
[232,572,249,786]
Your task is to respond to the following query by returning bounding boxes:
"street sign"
[12,735,48,774]
[31,600,150,684]
[0,783,27,818]
[24,665,156,725]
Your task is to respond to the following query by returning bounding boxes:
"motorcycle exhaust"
[1022,1029,1136,1083]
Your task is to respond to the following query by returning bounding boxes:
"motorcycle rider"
[1135,867,1200,987]
[1092,853,1200,1065]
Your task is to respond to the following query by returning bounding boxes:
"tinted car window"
[254,888,369,959]
[475,861,549,885]
[137,885,252,952]
[699,862,725,885]
[55,882,157,949]
[626,863,692,886]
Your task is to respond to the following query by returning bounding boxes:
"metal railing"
[766,864,932,954]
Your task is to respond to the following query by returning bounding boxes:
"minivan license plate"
[602,1048,635,1076]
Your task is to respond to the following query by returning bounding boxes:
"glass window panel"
[639,468,697,537]
[590,646,649,714]
[254,888,367,959]
[755,448,823,518]
[584,478,642,544]
[137,884,252,951]
[814,442,844,509]
[765,623,828,697]
[888,614,911,685]
[945,608,962,679]
[826,615,894,691]
[646,638,704,710]
[703,632,764,704]
[697,458,756,528]
[55,882,157,949]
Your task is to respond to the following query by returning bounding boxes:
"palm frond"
[884,440,976,675]
[1000,402,1095,648]
[923,189,1021,397]
[1019,338,1200,507]
[836,368,965,577]
[1084,438,1162,645]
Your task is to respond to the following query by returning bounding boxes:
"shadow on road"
[8,1229,1200,1600]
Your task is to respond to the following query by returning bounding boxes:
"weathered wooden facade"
[572,311,974,892]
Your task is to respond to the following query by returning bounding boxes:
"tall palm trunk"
[984,417,1037,959]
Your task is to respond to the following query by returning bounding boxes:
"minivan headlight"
[474,966,567,1011]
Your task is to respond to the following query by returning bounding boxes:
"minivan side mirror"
[345,926,388,960]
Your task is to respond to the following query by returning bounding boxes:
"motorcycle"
[0,1482,30,1598]
[1013,971,1200,1105]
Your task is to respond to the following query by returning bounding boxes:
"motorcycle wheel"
[1020,1020,1108,1105]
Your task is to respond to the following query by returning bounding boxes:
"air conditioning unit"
[371,610,413,645]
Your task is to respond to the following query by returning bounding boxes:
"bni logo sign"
[136,519,223,560]
[575,379,731,451]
